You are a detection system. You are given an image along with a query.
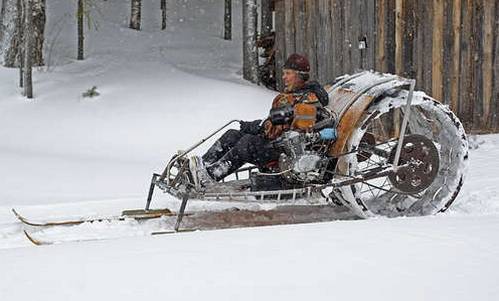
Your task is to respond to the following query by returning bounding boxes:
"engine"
[274,131,329,183]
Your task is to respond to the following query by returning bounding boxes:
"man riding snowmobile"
[189,53,331,189]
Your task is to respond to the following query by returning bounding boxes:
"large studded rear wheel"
[334,90,469,217]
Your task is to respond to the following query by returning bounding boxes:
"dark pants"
[202,129,280,181]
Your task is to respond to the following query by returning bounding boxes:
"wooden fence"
[273,0,499,133]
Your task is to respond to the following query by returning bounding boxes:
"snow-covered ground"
[1,0,498,300]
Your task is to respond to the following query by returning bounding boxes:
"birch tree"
[0,0,44,67]
[242,0,258,83]
[0,0,22,66]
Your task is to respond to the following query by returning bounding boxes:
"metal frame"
[144,76,418,231]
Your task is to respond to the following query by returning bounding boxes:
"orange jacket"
[263,91,321,140]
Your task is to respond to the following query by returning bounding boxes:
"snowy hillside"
[1,0,499,300]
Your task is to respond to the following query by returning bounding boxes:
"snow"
[1,0,499,300]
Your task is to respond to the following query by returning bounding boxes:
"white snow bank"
[1,215,499,301]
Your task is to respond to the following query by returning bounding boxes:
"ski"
[12,208,178,228]
[23,228,198,246]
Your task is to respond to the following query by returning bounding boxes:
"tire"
[334,89,469,218]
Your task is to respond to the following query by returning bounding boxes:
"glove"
[319,128,337,141]
[240,119,262,135]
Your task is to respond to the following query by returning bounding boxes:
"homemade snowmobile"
[146,71,469,231]
[13,71,469,245]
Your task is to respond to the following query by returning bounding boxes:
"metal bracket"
[393,79,416,168]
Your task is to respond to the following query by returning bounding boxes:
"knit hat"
[283,53,310,73]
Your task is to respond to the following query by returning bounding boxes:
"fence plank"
[432,0,444,101]
[472,0,484,131]
[284,0,295,59]
[274,0,286,90]
[342,0,352,73]
[403,0,416,78]
[293,0,305,54]
[441,0,454,105]
[482,0,494,128]
[366,0,376,71]
[494,2,499,131]
[413,0,423,90]
[459,0,474,129]
[305,0,317,79]
[316,0,331,83]
[395,0,403,75]
[375,0,386,71]
[331,0,345,76]
[450,0,462,112]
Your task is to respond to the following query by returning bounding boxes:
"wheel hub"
[388,134,440,194]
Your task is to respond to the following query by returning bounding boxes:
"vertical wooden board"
[293,0,305,54]
[355,0,367,70]
[358,0,368,70]
[441,0,454,106]
[385,0,396,73]
[472,0,484,131]
[316,0,332,83]
[450,0,462,112]
[375,0,386,71]
[365,0,376,71]
[284,0,296,59]
[493,1,499,131]
[342,0,352,73]
[482,0,494,129]
[274,0,286,90]
[402,0,415,78]
[316,0,324,82]
[422,0,434,95]
[413,0,425,90]
[305,0,317,80]
[331,0,345,76]
[346,0,361,72]
[459,0,474,129]
[325,0,334,83]
[394,0,403,75]
[432,0,445,101]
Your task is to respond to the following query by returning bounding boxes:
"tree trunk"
[0,0,44,67]
[261,0,273,36]
[160,0,166,30]
[129,0,141,30]
[31,0,44,65]
[77,0,83,60]
[242,0,258,83]
[224,0,231,40]
[0,0,6,32]
[17,0,23,87]
[24,0,33,98]
[0,0,21,66]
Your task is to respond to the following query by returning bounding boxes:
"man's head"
[282,53,310,92]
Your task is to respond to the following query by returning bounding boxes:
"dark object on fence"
[257,32,276,90]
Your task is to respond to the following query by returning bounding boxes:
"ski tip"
[23,230,45,246]
[11,208,20,217]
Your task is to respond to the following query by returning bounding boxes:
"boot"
[189,156,216,190]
